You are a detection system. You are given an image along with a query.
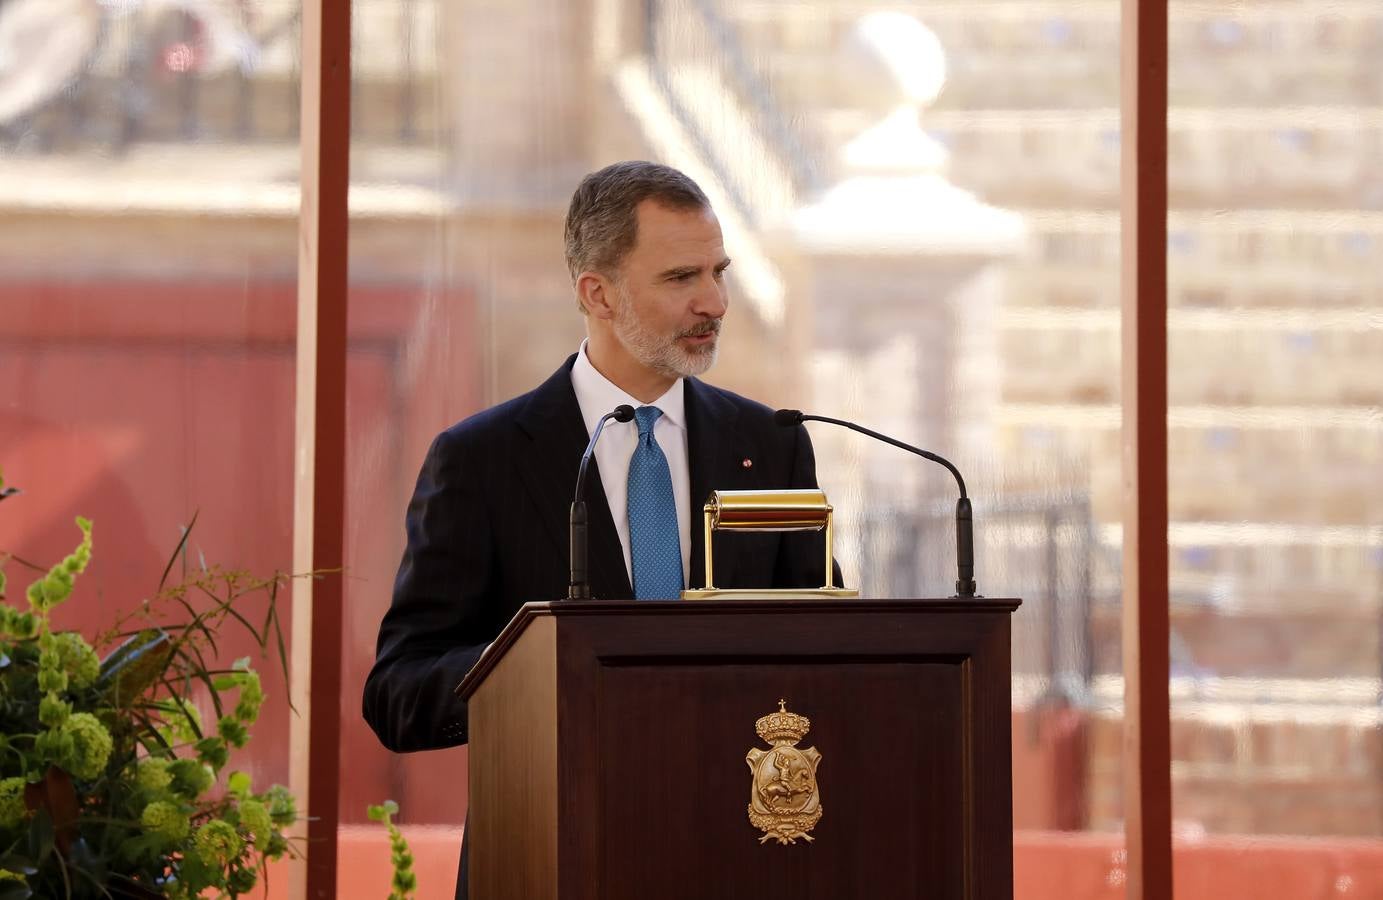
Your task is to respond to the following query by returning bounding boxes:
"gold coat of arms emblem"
[746,699,822,844]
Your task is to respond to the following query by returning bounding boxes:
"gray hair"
[564,161,711,290]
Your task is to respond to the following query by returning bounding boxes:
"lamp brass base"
[679,587,860,601]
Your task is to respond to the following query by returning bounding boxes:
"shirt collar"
[571,340,685,433]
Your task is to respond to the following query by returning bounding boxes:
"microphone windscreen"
[613,404,636,423]
[773,408,804,427]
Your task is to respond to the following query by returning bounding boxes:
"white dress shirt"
[570,341,691,587]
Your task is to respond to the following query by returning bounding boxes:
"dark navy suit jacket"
[362,355,839,898]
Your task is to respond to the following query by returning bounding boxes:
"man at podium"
[363,161,838,899]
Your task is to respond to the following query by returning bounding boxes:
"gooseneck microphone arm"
[774,409,977,599]
[568,404,637,600]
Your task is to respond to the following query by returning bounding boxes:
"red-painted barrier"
[247,827,1383,900]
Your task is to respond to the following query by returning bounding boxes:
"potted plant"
[0,472,298,898]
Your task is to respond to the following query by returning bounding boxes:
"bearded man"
[363,161,838,899]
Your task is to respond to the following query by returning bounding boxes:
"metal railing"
[856,493,1107,700]
[0,1,428,155]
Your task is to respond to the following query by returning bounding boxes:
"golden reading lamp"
[680,489,859,600]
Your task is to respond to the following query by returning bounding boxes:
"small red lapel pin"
[742,458,753,468]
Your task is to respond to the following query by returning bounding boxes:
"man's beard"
[611,290,721,379]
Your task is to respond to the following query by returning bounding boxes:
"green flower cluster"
[169,757,215,797]
[157,697,203,746]
[21,519,117,788]
[213,663,265,754]
[135,757,173,793]
[238,798,273,850]
[367,800,417,900]
[263,784,297,827]
[0,512,301,898]
[54,630,101,688]
[0,778,26,830]
[194,819,244,866]
[0,604,38,640]
[25,516,92,612]
[141,800,191,844]
[49,712,114,780]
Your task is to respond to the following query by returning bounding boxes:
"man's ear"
[576,272,616,320]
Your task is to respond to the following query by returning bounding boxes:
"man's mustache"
[677,319,722,339]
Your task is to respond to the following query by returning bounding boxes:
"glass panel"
[343,0,464,829]
[349,0,1126,894]
[0,0,300,892]
[1167,0,1383,893]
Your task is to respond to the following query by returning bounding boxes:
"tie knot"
[634,406,663,436]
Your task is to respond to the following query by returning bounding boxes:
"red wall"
[0,276,478,823]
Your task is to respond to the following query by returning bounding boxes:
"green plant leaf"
[0,882,33,900]
[176,654,227,721]
[166,591,220,658]
[65,837,107,889]
[0,855,37,876]
[157,511,198,592]
[265,583,293,714]
[227,771,252,798]
[97,630,172,708]
[28,767,78,852]
[26,809,53,864]
[214,601,260,647]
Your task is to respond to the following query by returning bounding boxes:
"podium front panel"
[545,601,1016,900]
[593,660,965,898]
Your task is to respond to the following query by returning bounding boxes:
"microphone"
[568,404,637,600]
[775,409,977,598]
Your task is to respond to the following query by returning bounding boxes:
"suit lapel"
[684,378,740,589]
[513,357,632,600]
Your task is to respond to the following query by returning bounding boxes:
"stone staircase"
[694,0,1383,835]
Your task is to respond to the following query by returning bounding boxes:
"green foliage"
[0,780,25,829]
[366,800,416,900]
[0,489,303,898]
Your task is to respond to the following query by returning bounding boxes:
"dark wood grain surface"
[468,615,558,900]
[465,599,1018,900]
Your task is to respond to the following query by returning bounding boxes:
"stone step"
[995,316,1383,406]
[1089,606,1382,679]
[863,483,1379,604]
[993,414,1382,524]
[803,108,1383,211]
[1001,264,1382,314]
[723,1,1383,111]
[752,47,1381,114]
[1085,699,1383,835]
[1012,211,1383,280]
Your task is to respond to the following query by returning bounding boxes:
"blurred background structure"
[1,0,1379,896]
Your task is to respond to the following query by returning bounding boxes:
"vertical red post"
[292,1,350,897]
[1121,0,1172,897]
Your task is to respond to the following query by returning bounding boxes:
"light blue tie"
[627,406,683,600]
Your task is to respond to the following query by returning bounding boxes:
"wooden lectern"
[457,597,1020,900]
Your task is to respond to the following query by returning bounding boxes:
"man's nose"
[692,279,729,318]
